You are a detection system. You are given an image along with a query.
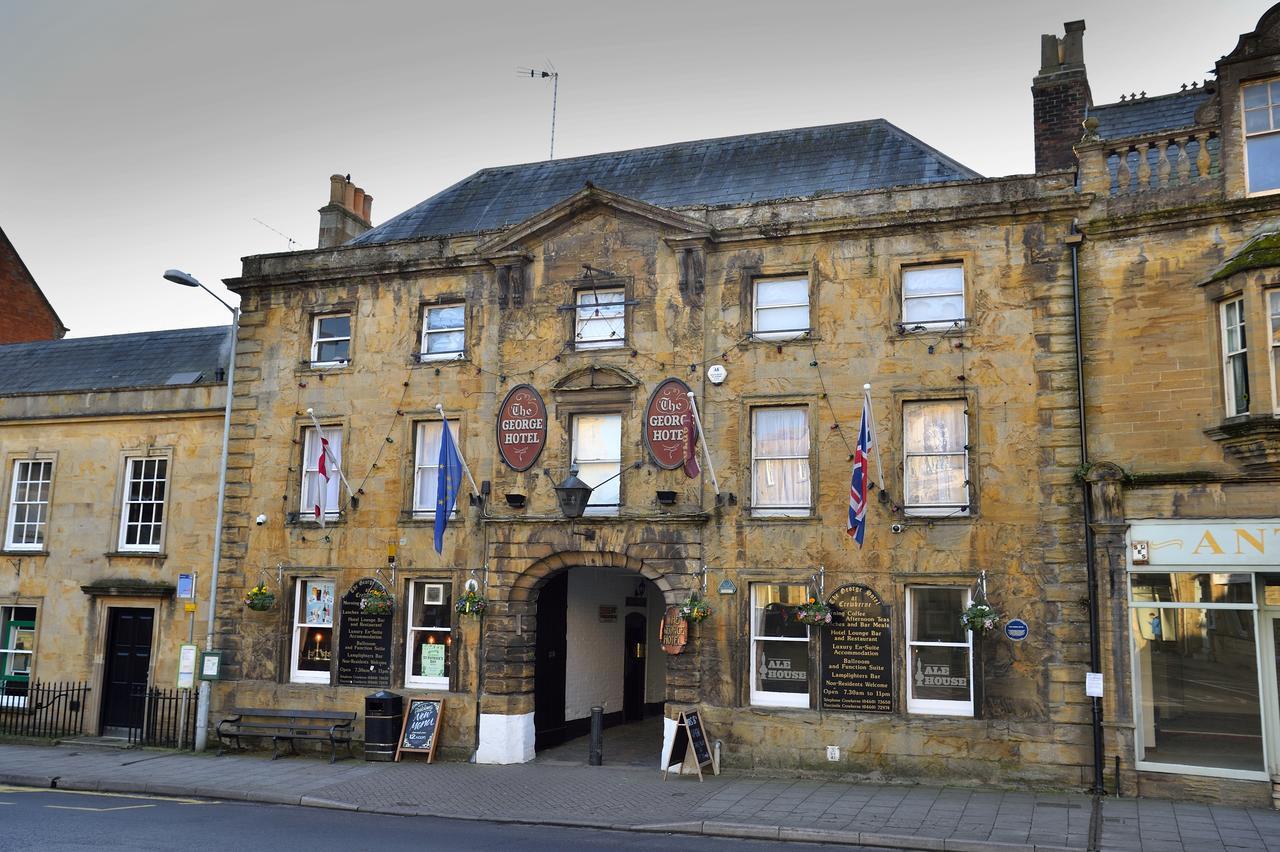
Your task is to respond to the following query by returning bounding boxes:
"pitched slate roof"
[1088,89,1213,141]
[0,326,231,396]
[351,119,980,245]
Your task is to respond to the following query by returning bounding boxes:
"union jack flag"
[847,404,871,545]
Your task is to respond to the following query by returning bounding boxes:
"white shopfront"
[1127,520,1280,782]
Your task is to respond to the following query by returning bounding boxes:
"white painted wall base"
[475,712,535,764]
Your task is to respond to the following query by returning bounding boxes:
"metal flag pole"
[304,408,355,500]
[863,383,886,489]
[685,391,720,495]
[435,404,481,496]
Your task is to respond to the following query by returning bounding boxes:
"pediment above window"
[552,365,641,393]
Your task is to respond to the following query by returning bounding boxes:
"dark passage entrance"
[623,612,646,722]
[101,607,153,735]
[534,572,568,750]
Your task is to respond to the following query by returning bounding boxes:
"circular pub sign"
[644,377,696,471]
[495,384,548,472]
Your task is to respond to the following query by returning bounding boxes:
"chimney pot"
[319,173,374,248]
[362,194,373,223]
[329,174,346,205]
[352,187,365,219]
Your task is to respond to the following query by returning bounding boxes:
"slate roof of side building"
[1087,88,1214,141]
[0,325,231,396]
[351,119,981,245]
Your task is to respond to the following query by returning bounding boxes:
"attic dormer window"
[574,288,625,349]
[1242,79,1280,194]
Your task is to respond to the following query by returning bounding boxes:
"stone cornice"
[1082,194,1280,238]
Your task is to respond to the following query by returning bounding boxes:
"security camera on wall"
[255,513,268,526]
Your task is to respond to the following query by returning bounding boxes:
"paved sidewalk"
[0,742,1276,851]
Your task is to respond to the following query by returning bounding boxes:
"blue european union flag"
[434,420,464,554]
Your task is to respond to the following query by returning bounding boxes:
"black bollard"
[588,705,603,766]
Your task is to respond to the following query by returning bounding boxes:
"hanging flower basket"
[961,600,1000,634]
[455,589,487,617]
[360,588,395,616]
[244,584,276,612]
[792,598,833,627]
[678,593,711,623]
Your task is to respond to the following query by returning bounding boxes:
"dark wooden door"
[534,572,568,750]
[101,607,153,732]
[623,613,647,722]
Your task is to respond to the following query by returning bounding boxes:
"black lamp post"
[553,465,593,518]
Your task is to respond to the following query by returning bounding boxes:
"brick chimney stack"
[318,174,373,248]
[1031,20,1092,173]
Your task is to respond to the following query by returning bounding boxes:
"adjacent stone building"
[0,327,228,735]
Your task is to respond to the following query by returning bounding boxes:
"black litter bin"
[364,690,403,761]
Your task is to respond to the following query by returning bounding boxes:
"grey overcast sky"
[0,0,1265,338]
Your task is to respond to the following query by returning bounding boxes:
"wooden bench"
[216,708,356,763]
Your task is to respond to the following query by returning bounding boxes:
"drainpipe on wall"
[1067,221,1106,795]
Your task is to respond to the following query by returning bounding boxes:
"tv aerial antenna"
[518,64,559,160]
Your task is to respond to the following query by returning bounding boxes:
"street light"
[553,466,593,519]
[164,268,238,752]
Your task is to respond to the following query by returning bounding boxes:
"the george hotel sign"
[1128,519,1280,569]
[495,384,547,472]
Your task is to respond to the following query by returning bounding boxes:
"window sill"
[287,515,345,528]
[400,512,463,526]
[1204,414,1280,473]
[413,354,468,367]
[745,512,818,523]
[105,550,167,560]
[2,548,48,557]
[295,362,353,375]
[902,509,972,522]
[573,342,627,352]
[895,321,969,336]
[749,329,812,343]
[747,701,814,713]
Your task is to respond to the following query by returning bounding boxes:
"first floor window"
[119,456,167,551]
[1130,572,1263,774]
[753,277,809,339]
[572,413,621,515]
[406,581,453,689]
[413,420,460,517]
[906,586,973,716]
[1243,79,1280,194]
[1268,291,1279,412]
[421,304,465,360]
[903,400,969,516]
[902,264,965,330]
[575,288,625,349]
[751,407,810,517]
[300,427,343,522]
[749,583,810,707]
[291,579,334,684]
[0,606,35,705]
[1222,298,1249,416]
[311,313,351,365]
[5,459,52,550]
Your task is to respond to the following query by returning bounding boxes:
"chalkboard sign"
[821,584,893,713]
[337,579,393,688]
[663,709,714,781]
[395,698,443,762]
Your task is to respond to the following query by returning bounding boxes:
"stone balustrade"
[1078,126,1221,198]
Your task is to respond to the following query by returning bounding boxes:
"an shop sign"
[1127,519,1280,569]
[644,377,697,474]
[496,384,547,472]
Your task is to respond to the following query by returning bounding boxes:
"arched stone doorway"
[475,550,696,765]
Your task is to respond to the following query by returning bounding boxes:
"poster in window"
[305,581,334,625]
[911,646,969,701]
[757,640,808,694]
[421,643,446,678]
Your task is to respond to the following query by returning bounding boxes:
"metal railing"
[127,685,198,749]
[0,680,89,739]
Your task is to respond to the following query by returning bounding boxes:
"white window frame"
[905,586,974,716]
[290,578,334,685]
[571,413,622,516]
[749,583,811,708]
[310,312,351,366]
[5,459,53,551]
[903,400,970,517]
[574,287,626,349]
[1221,297,1249,417]
[750,407,811,518]
[420,304,465,362]
[901,263,966,331]
[0,605,36,708]
[300,427,343,522]
[412,420,460,518]
[405,580,452,690]
[117,456,167,553]
[1268,290,1280,414]
[752,277,810,341]
[1241,79,1280,196]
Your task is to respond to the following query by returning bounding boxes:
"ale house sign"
[495,384,547,472]
[644,378,698,474]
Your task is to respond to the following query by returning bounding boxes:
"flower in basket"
[455,589,487,617]
[360,587,394,615]
[679,593,711,623]
[792,597,833,627]
[960,599,1000,634]
[244,583,276,612]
